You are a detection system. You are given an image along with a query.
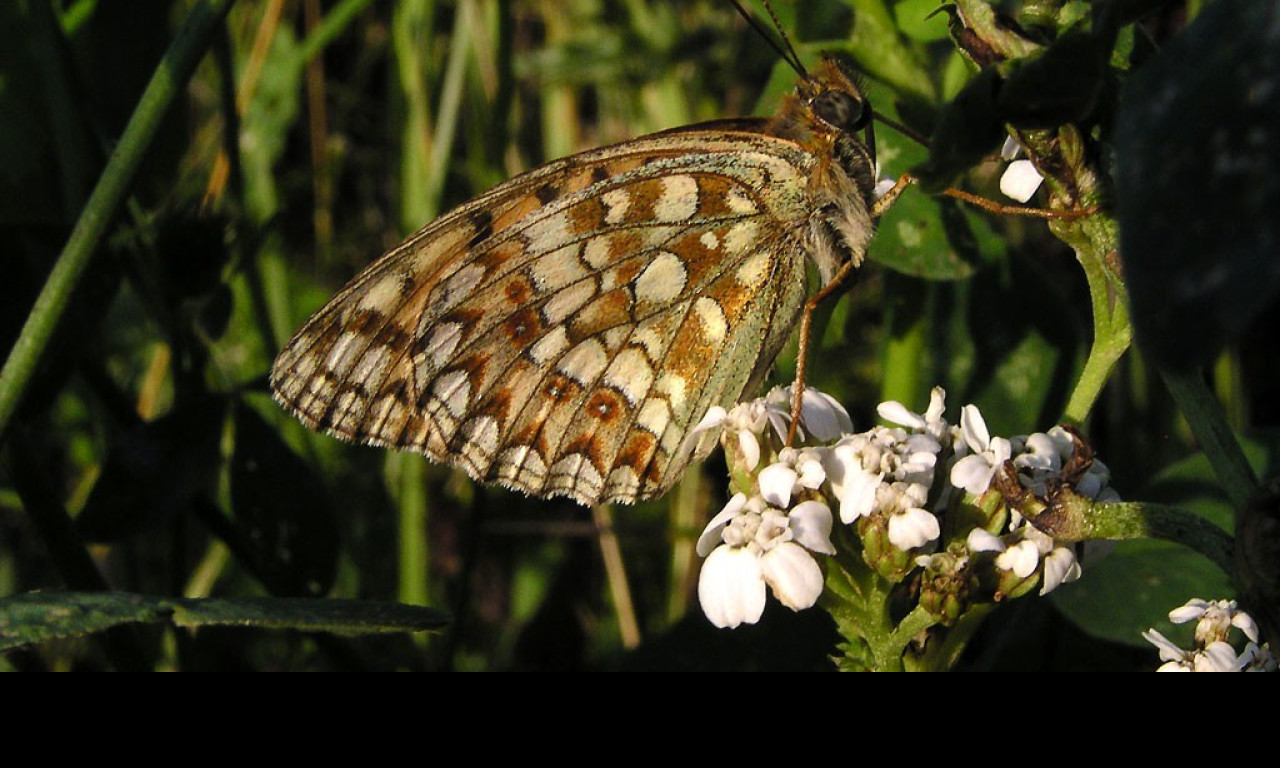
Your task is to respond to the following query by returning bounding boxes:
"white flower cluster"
[693,386,1119,629]
[1143,599,1276,672]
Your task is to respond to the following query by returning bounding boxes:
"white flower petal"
[1232,611,1260,644]
[758,464,798,508]
[839,467,883,524]
[960,404,990,452]
[1000,159,1043,203]
[738,430,761,472]
[788,500,835,555]
[995,539,1040,578]
[877,401,924,430]
[1040,547,1082,594]
[1142,629,1187,663]
[696,493,748,557]
[692,406,727,434]
[796,455,827,489]
[887,507,940,550]
[698,546,766,629]
[1000,135,1022,161]
[966,528,1006,553]
[760,542,824,611]
[950,454,996,495]
[1169,600,1210,624]
[1198,641,1245,672]
[801,388,852,440]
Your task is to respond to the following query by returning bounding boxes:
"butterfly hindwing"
[271,125,823,504]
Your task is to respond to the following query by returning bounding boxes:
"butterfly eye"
[811,90,869,133]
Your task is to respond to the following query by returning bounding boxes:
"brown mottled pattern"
[270,55,878,505]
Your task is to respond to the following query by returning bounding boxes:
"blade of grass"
[0,0,234,443]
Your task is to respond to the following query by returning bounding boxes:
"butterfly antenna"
[728,0,807,76]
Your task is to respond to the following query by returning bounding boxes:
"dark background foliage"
[1,0,1274,670]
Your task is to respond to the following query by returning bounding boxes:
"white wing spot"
[655,372,688,414]
[528,243,588,291]
[606,466,640,498]
[603,348,655,406]
[637,398,671,436]
[726,185,758,215]
[424,322,464,368]
[736,251,770,288]
[582,235,614,269]
[694,297,727,343]
[550,453,603,496]
[700,231,720,250]
[435,263,486,312]
[460,416,500,464]
[432,369,472,418]
[324,331,365,377]
[353,345,393,383]
[523,209,574,254]
[543,280,596,325]
[634,251,687,304]
[557,338,608,384]
[602,189,631,225]
[724,221,759,255]
[529,325,570,364]
[654,175,698,222]
[357,274,406,313]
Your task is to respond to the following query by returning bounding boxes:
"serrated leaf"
[0,592,450,652]
[0,592,166,652]
[167,597,450,635]
[1115,1,1280,371]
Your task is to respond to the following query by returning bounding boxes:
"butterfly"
[270,33,890,507]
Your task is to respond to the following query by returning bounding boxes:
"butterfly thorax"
[767,56,878,288]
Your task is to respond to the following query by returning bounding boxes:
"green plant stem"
[1049,498,1234,575]
[1061,236,1130,423]
[297,0,374,63]
[1161,368,1259,512]
[0,0,233,443]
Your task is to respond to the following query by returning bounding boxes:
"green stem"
[297,0,375,63]
[1062,236,1131,423]
[387,454,429,608]
[0,0,234,442]
[1160,368,1259,512]
[1045,498,1234,575]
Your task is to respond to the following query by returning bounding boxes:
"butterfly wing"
[271,123,824,505]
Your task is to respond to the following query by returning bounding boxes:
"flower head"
[696,491,834,629]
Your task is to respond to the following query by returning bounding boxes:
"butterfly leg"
[871,173,915,219]
[786,258,857,447]
[783,173,913,446]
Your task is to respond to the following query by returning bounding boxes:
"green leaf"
[912,67,1005,191]
[1115,1,1280,372]
[865,81,982,281]
[0,592,450,652]
[893,0,950,43]
[998,29,1111,127]
[1052,432,1280,647]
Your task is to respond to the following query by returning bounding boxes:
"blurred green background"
[1,0,1272,670]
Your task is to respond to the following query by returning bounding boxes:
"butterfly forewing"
[272,57,877,506]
